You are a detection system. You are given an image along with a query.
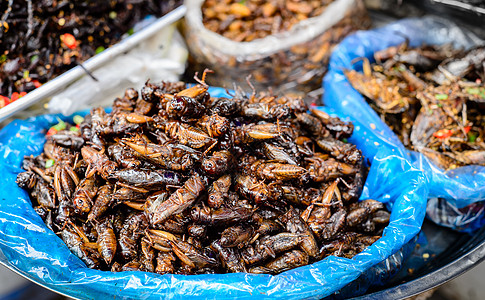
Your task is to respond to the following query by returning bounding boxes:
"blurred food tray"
[0,5,186,123]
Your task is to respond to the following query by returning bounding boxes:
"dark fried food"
[17,73,388,274]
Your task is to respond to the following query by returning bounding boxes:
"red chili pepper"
[10,92,27,102]
[61,33,77,49]
[0,95,9,108]
[46,128,58,136]
[32,80,42,88]
[464,126,471,134]
[10,92,20,102]
[433,129,453,139]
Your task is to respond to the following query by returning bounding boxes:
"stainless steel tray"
[0,5,186,123]
[431,0,485,15]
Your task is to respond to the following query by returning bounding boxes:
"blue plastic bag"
[0,87,427,299]
[323,16,485,232]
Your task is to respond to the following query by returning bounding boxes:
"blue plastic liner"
[0,87,427,299]
[323,17,485,232]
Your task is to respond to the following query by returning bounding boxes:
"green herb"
[95,46,105,54]
[23,70,29,79]
[53,118,66,131]
[468,132,477,143]
[342,138,348,143]
[45,159,55,168]
[465,87,485,99]
[69,126,79,132]
[0,54,7,63]
[435,93,448,100]
[238,0,247,4]
[127,28,134,36]
[437,103,443,108]
[30,55,39,63]
[466,87,480,95]
[73,115,84,125]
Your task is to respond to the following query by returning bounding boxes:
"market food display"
[202,0,334,42]
[345,44,485,170]
[185,0,370,96]
[0,4,482,297]
[0,0,182,106]
[16,74,389,274]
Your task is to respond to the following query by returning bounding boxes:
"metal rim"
[431,0,485,15]
[0,260,81,300]
[353,236,485,299]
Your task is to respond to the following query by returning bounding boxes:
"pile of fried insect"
[17,71,389,275]
[346,44,485,170]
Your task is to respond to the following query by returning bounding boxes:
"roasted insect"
[187,0,370,104]
[346,44,485,170]
[18,76,387,275]
[146,174,206,225]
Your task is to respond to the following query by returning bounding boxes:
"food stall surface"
[0,1,484,299]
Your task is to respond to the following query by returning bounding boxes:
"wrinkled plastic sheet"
[183,0,368,94]
[323,16,485,232]
[185,0,356,57]
[0,87,427,299]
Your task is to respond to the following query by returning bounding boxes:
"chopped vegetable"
[433,129,453,139]
[10,92,27,102]
[466,87,480,95]
[46,128,57,136]
[32,80,42,88]
[45,159,55,169]
[52,118,67,131]
[468,132,478,143]
[432,126,470,139]
[73,115,84,125]
[435,93,448,100]
[466,87,485,98]
[0,95,9,108]
[60,33,78,50]
[95,46,105,54]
